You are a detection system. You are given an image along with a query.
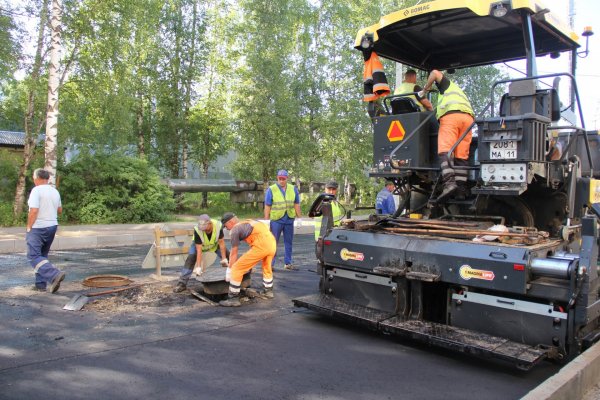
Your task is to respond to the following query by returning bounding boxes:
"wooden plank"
[155,229,194,238]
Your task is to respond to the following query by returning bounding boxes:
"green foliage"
[59,153,175,223]
[0,8,20,91]
[181,192,263,219]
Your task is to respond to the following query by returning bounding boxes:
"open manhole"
[82,267,255,313]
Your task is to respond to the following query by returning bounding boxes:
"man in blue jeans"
[264,169,302,271]
[26,168,65,293]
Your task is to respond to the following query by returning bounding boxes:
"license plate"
[490,140,517,159]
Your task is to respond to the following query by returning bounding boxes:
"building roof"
[0,131,26,148]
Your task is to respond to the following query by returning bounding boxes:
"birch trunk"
[44,0,62,186]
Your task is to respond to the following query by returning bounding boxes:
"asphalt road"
[0,235,561,400]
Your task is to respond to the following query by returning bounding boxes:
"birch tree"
[44,0,62,185]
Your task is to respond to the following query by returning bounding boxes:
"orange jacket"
[363,51,390,101]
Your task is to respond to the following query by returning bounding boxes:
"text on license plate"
[490,140,517,159]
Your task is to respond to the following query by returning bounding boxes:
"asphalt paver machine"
[294,0,600,369]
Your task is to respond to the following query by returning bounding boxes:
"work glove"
[417,90,426,99]
[225,267,231,282]
[193,265,204,276]
[220,258,229,268]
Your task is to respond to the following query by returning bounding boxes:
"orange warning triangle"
[387,120,406,142]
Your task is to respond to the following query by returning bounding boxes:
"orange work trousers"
[438,112,474,159]
[230,221,276,288]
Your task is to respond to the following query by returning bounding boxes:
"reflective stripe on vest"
[194,219,221,253]
[394,82,425,111]
[269,183,296,220]
[436,81,474,120]
[314,200,343,240]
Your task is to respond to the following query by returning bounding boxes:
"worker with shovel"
[173,214,229,293]
[219,213,276,307]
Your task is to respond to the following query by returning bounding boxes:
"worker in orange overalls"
[219,212,276,307]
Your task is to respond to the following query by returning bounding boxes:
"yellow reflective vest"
[394,82,425,111]
[269,183,297,220]
[194,219,221,253]
[436,80,474,120]
[314,200,343,241]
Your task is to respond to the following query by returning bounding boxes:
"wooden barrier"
[142,226,194,280]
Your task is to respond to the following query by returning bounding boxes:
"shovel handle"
[86,284,144,297]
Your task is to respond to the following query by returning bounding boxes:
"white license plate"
[490,140,517,159]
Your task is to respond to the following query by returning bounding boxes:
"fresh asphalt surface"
[0,234,561,400]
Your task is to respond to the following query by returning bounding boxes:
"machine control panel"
[481,163,527,183]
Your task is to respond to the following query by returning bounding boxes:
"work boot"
[48,271,65,294]
[454,184,469,201]
[219,293,241,307]
[436,182,458,204]
[284,264,297,271]
[259,287,274,299]
[173,282,187,293]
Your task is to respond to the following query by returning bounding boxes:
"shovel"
[63,284,143,311]
[189,290,219,306]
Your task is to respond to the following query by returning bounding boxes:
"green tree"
[59,153,175,223]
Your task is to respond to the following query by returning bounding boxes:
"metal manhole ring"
[82,275,133,288]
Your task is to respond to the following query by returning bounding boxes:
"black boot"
[259,287,274,299]
[437,182,458,203]
[454,158,469,200]
[173,282,187,293]
[436,153,458,203]
[220,292,241,307]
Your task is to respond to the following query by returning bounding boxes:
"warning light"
[513,264,525,271]
[387,120,406,142]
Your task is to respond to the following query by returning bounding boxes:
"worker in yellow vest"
[421,69,474,202]
[173,214,229,293]
[264,169,302,271]
[314,181,343,241]
[393,69,433,111]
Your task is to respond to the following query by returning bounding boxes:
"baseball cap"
[221,212,236,224]
[277,169,288,177]
[197,214,211,229]
[325,180,339,189]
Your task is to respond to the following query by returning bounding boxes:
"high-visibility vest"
[436,80,474,120]
[394,82,425,111]
[314,200,343,240]
[194,219,221,253]
[269,183,297,220]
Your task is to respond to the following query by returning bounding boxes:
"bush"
[59,153,175,224]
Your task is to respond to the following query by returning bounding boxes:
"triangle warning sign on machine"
[387,120,406,142]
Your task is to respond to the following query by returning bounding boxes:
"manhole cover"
[83,275,133,288]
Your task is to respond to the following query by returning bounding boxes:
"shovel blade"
[63,294,90,311]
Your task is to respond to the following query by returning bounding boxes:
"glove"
[225,267,231,282]
[193,265,204,276]
[417,90,426,99]
[220,259,229,268]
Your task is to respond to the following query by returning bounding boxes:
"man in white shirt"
[26,168,65,293]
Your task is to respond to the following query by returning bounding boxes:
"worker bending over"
[219,213,277,307]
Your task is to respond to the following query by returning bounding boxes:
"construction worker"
[314,181,343,241]
[264,169,302,271]
[26,168,65,293]
[420,69,474,202]
[173,214,229,293]
[375,182,397,215]
[394,69,433,111]
[219,213,276,307]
